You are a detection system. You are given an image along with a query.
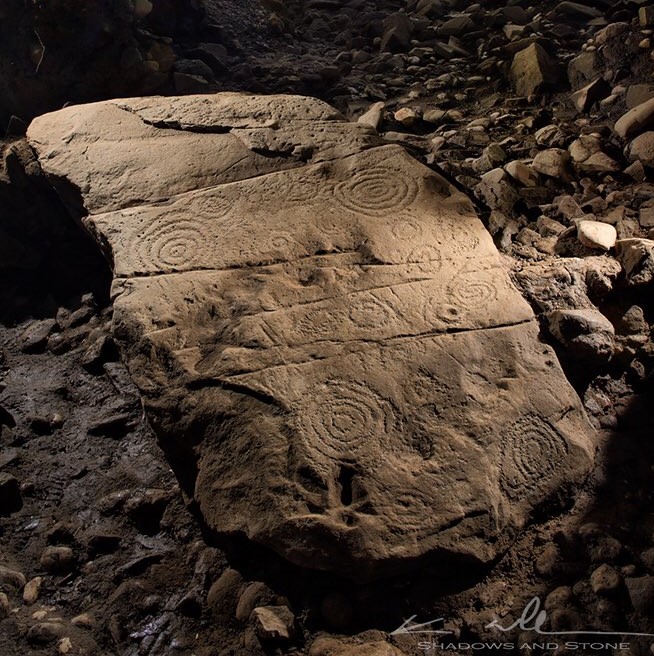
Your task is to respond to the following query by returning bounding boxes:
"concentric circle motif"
[136,217,210,271]
[298,380,395,459]
[334,168,419,217]
[446,271,497,310]
[349,295,397,329]
[390,217,424,241]
[258,232,301,259]
[500,416,568,498]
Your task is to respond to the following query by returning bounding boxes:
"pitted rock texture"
[27,93,595,579]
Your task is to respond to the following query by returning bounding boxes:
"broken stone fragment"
[639,6,654,27]
[569,135,601,163]
[577,220,617,251]
[511,43,560,97]
[251,606,295,641]
[357,102,385,130]
[40,546,76,575]
[578,152,621,175]
[568,50,599,91]
[504,160,539,187]
[571,78,611,113]
[626,131,654,167]
[547,309,615,364]
[393,107,418,128]
[532,149,570,180]
[615,238,654,285]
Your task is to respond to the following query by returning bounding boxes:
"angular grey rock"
[568,51,599,91]
[532,149,570,179]
[511,43,559,97]
[27,93,594,580]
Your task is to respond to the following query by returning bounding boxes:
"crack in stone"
[185,318,536,381]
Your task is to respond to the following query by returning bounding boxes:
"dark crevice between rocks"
[0,139,112,325]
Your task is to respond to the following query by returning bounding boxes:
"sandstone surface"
[27,93,594,579]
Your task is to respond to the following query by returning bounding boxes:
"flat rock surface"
[27,93,594,579]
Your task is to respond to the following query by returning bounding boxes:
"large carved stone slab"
[27,94,595,579]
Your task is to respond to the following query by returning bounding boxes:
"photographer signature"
[391,596,654,637]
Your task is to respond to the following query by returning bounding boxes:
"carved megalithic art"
[27,94,594,579]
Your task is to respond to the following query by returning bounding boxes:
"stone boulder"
[27,93,595,580]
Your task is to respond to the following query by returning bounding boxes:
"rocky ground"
[1,0,654,655]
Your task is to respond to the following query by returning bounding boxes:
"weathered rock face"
[27,93,595,580]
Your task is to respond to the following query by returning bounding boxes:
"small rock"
[615,97,654,139]
[0,473,23,516]
[423,108,446,125]
[590,564,621,595]
[357,102,385,130]
[236,582,275,622]
[627,131,654,167]
[536,124,565,148]
[251,605,294,641]
[569,135,602,163]
[544,586,573,611]
[511,43,559,97]
[81,334,115,373]
[640,6,654,27]
[88,412,137,438]
[40,546,75,575]
[393,107,418,128]
[23,577,43,605]
[532,149,570,179]
[624,160,646,182]
[547,309,615,363]
[536,216,567,237]
[133,0,153,18]
[0,565,26,590]
[640,205,654,228]
[571,78,610,113]
[71,612,96,628]
[579,152,621,175]
[536,544,561,577]
[577,220,617,251]
[475,168,518,213]
[19,319,57,353]
[615,238,654,285]
[27,622,66,645]
[207,568,244,616]
[58,637,73,654]
[505,160,539,187]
